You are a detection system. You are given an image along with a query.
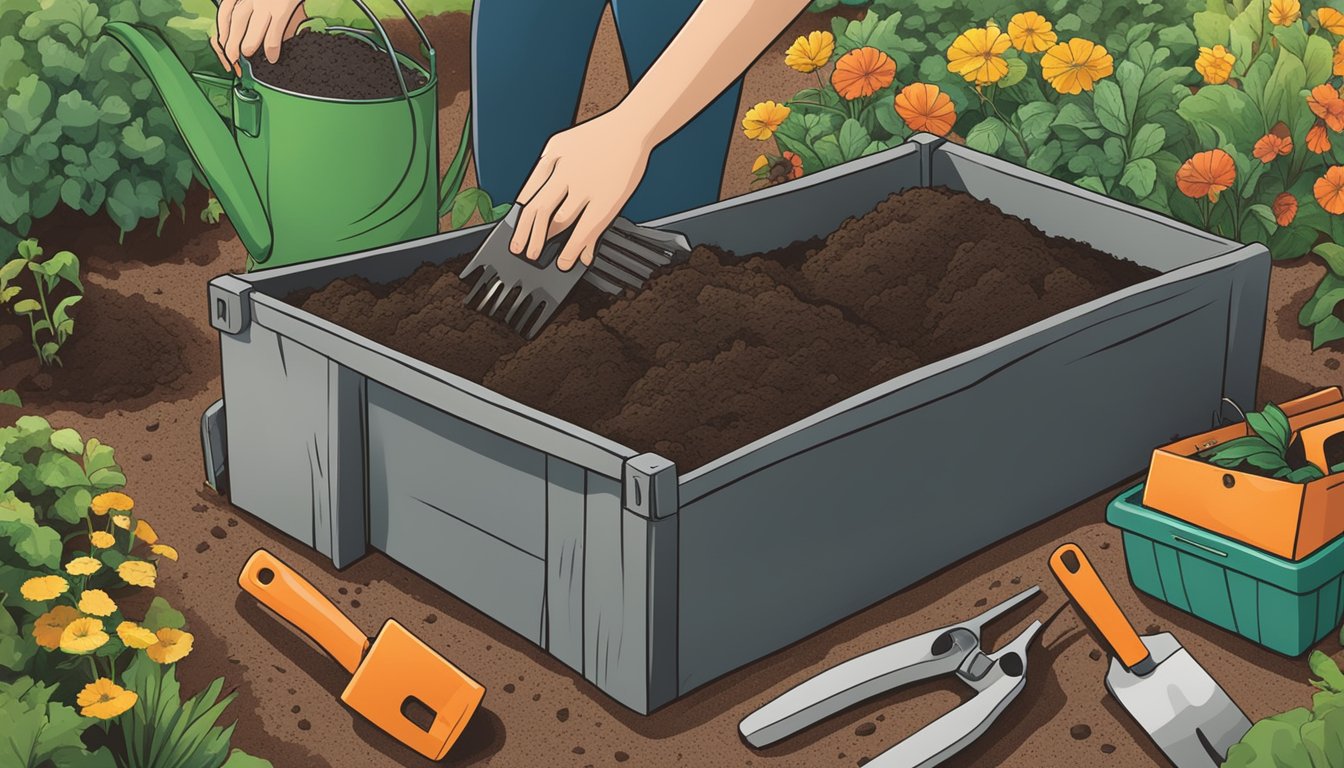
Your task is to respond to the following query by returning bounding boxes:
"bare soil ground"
[5,8,1343,768]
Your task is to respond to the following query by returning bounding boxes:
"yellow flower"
[78,589,117,617]
[742,101,791,140]
[1195,45,1236,84]
[20,575,69,602]
[111,516,158,544]
[1319,7,1344,34]
[60,617,108,654]
[947,26,1013,84]
[1041,38,1114,94]
[77,678,137,719]
[1270,0,1301,25]
[785,30,834,73]
[831,47,897,100]
[89,531,116,549]
[33,605,82,649]
[65,556,102,576]
[151,544,179,561]
[752,155,770,175]
[146,628,194,664]
[1008,12,1057,53]
[117,560,157,588]
[117,621,159,649]
[90,492,133,516]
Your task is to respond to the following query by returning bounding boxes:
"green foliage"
[0,677,115,768]
[0,0,217,250]
[1225,651,1344,767]
[199,196,224,225]
[0,390,20,407]
[1202,403,1327,481]
[435,107,509,230]
[2,238,83,366]
[120,653,271,768]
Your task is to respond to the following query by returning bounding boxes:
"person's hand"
[212,0,307,74]
[510,108,654,271]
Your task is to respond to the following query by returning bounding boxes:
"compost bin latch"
[623,454,678,519]
[209,275,253,335]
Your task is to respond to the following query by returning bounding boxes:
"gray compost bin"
[202,134,1269,714]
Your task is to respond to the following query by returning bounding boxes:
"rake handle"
[239,549,369,674]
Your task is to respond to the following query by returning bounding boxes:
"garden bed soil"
[250,30,429,100]
[294,187,1157,469]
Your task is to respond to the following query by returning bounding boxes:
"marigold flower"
[117,621,159,649]
[785,30,834,73]
[77,678,137,719]
[1273,192,1299,226]
[1253,133,1293,163]
[832,47,897,99]
[1316,166,1344,213]
[151,544,179,561]
[117,560,157,588]
[78,589,117,617]
[1270,0,1301,26]
[947,27,1012,84]
[782,151,803,180]
[1319,7,1344,34]
[60,617,108,654]
[90,492,133,516]
[65,556,101,576]
[21,575,69,602]
[1309,122,1333,153]
[1176,149,1236,201]
[1308,84,1344,131]
[89,531,116,549]
[742,101,790,140]
[895,83,958,136]
[1008,11,1057,53]
[112,516,158,544]
[147,628,194,664]
[1195,45,1236,84]
[1041,38,1113,94]
[33,605,81,649]
[1335,40,1344,76]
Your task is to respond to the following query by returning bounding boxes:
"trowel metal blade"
[1105,633,1251,768]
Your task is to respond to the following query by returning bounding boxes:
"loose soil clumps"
[296,188,1157,469]
[250,31,429,100]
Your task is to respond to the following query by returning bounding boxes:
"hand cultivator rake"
[460,205,690,339]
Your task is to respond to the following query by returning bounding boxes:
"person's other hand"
[212,0,307,73]
[510,108,653,271]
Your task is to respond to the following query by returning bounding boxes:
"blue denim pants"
[470,0,742,222]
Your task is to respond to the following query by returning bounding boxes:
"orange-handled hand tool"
[240,550,485,760]
[1048,543,1153,674]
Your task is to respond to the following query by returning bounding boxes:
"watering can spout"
[104,22,273,261]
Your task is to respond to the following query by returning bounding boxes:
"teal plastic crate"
[1108,483,1344,656]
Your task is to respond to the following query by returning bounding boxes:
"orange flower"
[1273,192,1299,226]
[1270,0,1301,26]
[782,151,804,180]
[894,83,957,136]
[1309,122,1333,153]
[1007,11,1057,53]
[1195,45,1236,84]
[1253,133,1293,163]
[1308,83,1344,131]
[1040,38,1113,94]
[946,27,1012,85]
[1319,7,1344,34]
[832,47,896,100]
[1315,166,1344,213]
[1176,149,1236,201]
[1335,40,1344,76]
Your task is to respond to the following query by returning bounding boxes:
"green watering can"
[105,1,439,270]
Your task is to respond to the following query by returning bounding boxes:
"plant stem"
[785,99,850,119]
[88,655,99,681]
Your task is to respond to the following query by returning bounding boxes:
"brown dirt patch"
[250,30,429,99]
[294,187,1155,469]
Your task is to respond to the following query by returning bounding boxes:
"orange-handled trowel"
[1049,543,1250,767]
[239,550,485,760]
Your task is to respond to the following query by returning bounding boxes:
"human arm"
[510,0,811,270]
[212,0,308,73]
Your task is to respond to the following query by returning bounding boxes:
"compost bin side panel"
[366,381,547,644]
[1221,245,1272,411]
[220,327,365,558]
[674,269,1239,692]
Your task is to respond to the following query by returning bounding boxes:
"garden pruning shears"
[739,586,1043,768]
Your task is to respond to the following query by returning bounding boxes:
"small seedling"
[0,238,84,367]
[1201,403,1325,483]
[201,196,225,224]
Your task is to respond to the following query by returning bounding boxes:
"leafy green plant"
[200,196,224,225]
[1,238,83,366]
[0,390,19,407]
[1224,650,1344,767]
[1202,402,1325,482]
[120,653,263,768]
[436,107,511,230]
[0,677,115,767]
[0,0,217,252]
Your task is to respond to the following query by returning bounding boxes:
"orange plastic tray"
[1142,387,1344,561]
